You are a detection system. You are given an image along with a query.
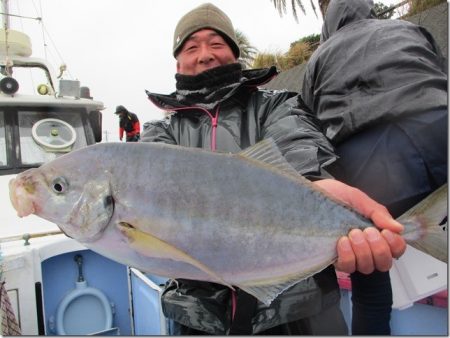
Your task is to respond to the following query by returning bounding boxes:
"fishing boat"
[0,1,168,335]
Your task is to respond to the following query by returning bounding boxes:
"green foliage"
[235,29,258,69]
[290,33,320,48]
[285,41,313,68]
[252,40,313,71]
[270,0,318,21]
[252,52,285,70]
[301,33,320,44]
[374,2,394,19]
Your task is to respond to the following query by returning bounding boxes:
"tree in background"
[236,29,258,69]
[374,2,395,19]
[252,52,286,70]
[271,0,446,20]
[285,41,312,68]
[252,33,320,70]
[270,0,318,21]
[293,33,320,46]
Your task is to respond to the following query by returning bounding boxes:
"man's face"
[176,29,237,76]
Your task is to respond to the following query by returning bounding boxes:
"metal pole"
[1,0,9,30]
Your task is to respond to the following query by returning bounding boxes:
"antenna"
[1,0,9,30]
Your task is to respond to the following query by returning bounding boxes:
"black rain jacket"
[143,67,336,177]
[141,66,342,334]
[302,0,447,144]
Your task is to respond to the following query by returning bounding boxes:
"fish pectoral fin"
[117,222,233,289]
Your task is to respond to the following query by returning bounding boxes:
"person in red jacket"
[115,105,141,142]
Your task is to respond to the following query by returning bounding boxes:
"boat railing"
[0,229,63,245]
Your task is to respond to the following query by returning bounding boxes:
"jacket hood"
[146,66,278,111]
[321,0,376,43]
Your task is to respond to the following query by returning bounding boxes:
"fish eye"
[52,177,68,194]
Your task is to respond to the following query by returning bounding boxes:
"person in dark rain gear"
[115,105,141,142]
[302,0,447,334]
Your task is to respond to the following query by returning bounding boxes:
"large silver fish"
[8,140,447,305]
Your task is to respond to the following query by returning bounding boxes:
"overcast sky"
[10,0,399,141]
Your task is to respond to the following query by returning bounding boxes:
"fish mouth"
[9,178,36,217]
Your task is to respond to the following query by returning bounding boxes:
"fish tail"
[399,184,448,263]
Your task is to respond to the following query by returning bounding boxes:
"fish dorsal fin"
[237,138,301,178]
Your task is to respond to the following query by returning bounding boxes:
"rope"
[0,282,21,335]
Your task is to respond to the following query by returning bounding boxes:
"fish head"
[9,161,114,243]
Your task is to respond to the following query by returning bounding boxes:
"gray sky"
[11,0,400,141]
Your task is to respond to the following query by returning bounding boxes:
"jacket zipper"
[147,100,220,152]
[180,105,219,151]
[210,106,220,151]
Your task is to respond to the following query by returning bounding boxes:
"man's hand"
[314,179,407,274]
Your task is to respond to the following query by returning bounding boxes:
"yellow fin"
[117,222,233,289]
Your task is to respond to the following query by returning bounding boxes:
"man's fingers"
[370,209,404,233]
[335,236,356,273]
[348,229,374,274]
[315,179,408,273]
[313,179,404,234]
[364,227,392,272]
[381,229,407,258]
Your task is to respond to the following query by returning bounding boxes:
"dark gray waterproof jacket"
[302,0,448,144]
[142,67,341,334]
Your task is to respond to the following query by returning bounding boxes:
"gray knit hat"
[173,3,240,58]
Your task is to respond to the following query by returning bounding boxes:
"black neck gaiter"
[175,63,244,109]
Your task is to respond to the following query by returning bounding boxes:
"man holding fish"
[13,2,438,336]
[141,2,406,335]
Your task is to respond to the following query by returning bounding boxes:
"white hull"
[2,235,85,334]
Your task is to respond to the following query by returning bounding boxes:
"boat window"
[32,118,77,151]
[19,111,87,165]
[0,111,6,166]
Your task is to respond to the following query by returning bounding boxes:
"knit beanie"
[173,3,240,58]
